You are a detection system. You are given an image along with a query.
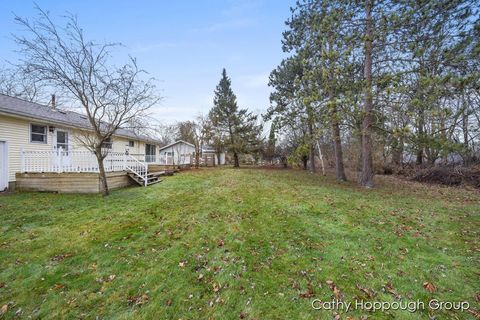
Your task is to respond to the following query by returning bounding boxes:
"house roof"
[0,93,158,143]
[158,140,195,151]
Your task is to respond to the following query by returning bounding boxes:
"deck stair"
[127,171,163,186]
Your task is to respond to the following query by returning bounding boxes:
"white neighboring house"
[158,140,196,165]
[0,93,166,191]
[158,140,226,166]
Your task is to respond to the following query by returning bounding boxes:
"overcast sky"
[0,0,295,125]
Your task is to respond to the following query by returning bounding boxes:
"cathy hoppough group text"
[311,299,470,313]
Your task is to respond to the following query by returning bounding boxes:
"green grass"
[0,168,479,319]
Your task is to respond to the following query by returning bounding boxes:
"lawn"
[0,168,479,319]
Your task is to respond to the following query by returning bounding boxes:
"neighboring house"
[202,145,226,165]
[0,94,168,192]
[158,140,196,165]
[157,140,226,166]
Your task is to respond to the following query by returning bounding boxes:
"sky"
[0,0,295,125]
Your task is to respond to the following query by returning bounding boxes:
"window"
[145,144,156,162]
[56,131,69,151]
[129,140,135,147]
[30,124,47,143]
[102,137,112,149]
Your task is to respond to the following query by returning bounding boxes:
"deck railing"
[21,149,147,173]
[20,149,196,174]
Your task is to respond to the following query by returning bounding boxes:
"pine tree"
[209,69,262,167]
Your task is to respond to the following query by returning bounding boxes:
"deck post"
[58,147,63,173]
[21,148,25,173]
[144,163,148,187]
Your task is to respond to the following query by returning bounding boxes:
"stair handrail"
[125,154,148,186]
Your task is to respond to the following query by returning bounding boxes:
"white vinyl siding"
[0,114,150,183]
[0,115,54,182]
[159,142,195,165]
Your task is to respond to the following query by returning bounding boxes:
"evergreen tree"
[209,69,262,167]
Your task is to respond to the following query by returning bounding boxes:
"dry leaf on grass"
[467,309,480,319]
[383,282,401,299]
[326,280,342,300]
[423,282,437,293]
[299,283,314,298]
[356,284,376,298]
[213,283,221,293]
[0,304,7,315]
[127,294,149,306]
[179,260,187,268]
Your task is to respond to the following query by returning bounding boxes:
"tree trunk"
[96,147,109,196]
[195,145,200,168]
[359,0,374,188]
[316,141,326,176]
[462,98,470,165]
[392,137,404,167]
[416,107,425,165]
[233,152,239,167]
[302,156,308,170]
[307,106,317,172]
[216,152,221,166]
[332,119,347,181]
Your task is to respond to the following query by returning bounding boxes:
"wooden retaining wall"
[15,172,134,193]
[148,164,190,172]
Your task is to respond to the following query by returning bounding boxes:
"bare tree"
[13,6,159,196]
[175,116,211,168]
[154,123,177,147]
[0,66,48,102]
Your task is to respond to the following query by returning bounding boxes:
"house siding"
[0,113,152,184]
[0,114,55,182]
[159,142,195,165]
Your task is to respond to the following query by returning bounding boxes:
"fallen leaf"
[179,260,187,268]
[326,280,342,300]
[166,299,172,306]
[127,294,149,306]
[0,305,7,315]
[53,284,64,290]
[213,283,221,292]
[383,282,401,299]
[423,282,437,293]
[299,283,314,298]
[240,312,247,319]
[356,284,376,298]
[218,240,225,247]
[467,309,480,319]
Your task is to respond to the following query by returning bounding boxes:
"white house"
[0,94,167,191]
[158,140,196,165]
[158,140,226,166]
